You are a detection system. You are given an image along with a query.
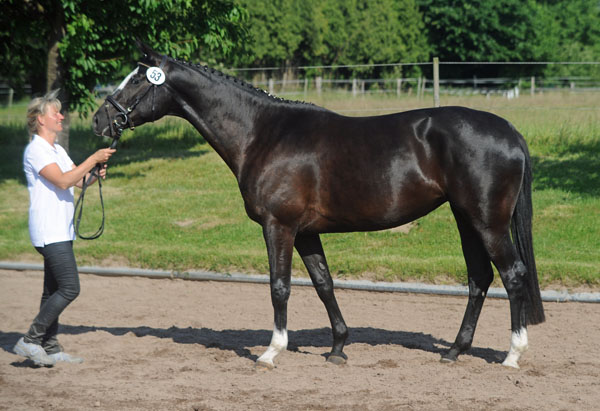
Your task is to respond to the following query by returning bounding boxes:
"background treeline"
[1,0,598,114]
[222,0,600,80]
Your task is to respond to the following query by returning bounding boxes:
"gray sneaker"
[48,352,84,364]
[13,337,56,366]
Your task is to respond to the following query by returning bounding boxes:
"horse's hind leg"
[295,234,348,364]
[483,232,530,368]
[456,216,530,368]
[442,206,494,363]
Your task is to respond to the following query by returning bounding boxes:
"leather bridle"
[103,54,167,139]
[75,54,167,240]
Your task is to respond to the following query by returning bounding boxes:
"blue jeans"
[24,241,80,354]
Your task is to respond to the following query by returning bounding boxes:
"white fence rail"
[230,59,600,107]
[3,60,600,108]
[252,75,600,95]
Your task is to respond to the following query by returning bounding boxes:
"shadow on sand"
[2,325,505,367]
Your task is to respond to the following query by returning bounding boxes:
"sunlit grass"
[1,91,599,288]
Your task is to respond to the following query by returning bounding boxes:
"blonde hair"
[26,89,62,138]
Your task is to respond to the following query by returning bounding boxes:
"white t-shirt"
[23,135,76,247]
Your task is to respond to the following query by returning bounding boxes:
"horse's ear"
[135,38,145,52]
[135,39,159,59]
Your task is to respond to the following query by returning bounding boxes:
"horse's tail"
[511,148,545,325]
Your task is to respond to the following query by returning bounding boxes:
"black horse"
[93,42,544,370]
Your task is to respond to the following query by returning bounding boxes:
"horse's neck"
[172,68,265,178]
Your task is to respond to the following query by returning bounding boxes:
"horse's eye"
[131,78,140,85]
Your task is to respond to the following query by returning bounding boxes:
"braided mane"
[172,57,317,107]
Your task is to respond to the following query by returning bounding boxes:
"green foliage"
[0,1,50,96]
[61,0,247,113]
[2,1,599,114]
[418,0,542,77]
[232,0,429,78]
[0,0,247,114]
[419,0,539,61]
[533,0,600,78]
[227,0,598,81]
[320,0,429,76]
[233,0,306,66]
[417,0,600,78]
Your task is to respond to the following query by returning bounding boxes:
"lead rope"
[74,137,119,240]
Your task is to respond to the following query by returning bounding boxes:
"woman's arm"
[39,148,115,190]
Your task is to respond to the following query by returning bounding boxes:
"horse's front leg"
[256,220,295,370]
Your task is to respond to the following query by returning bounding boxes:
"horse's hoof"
[255,360,274,371]
[440,356,457,364]
[441,348,459,364]
[327,354,347,365]
[501,359,520,369]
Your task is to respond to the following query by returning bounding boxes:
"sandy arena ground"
[1,269,599,410]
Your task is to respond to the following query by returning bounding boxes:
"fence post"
[416,77,422,100]
[433,57,440,107]
[304,77,308,97]
[352,78,358,97]
[268,78,274,95]
[8,88,14,108]
[531,76,535,96]
[316,76,322,96]
[396,78,402,97]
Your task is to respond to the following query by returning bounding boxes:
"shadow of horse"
[1,326,506,366]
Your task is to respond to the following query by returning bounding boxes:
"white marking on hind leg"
[502,327,528,369]
[257,325,288,368]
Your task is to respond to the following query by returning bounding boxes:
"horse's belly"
[309,181,446,233]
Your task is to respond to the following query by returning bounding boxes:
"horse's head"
[93,41,173,139]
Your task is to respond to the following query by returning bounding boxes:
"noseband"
[103,54,167,139]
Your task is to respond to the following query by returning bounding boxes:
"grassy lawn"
[1,91,598,289]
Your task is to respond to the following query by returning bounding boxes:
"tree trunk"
[46,3,70,151]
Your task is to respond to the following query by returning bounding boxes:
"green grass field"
[1,91,598,289]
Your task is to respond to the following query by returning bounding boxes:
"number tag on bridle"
[146,67,166,85]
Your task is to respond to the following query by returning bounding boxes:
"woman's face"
[38,104,64,135]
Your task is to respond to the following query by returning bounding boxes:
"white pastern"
[502,327,529,369]
[257,325,288,368]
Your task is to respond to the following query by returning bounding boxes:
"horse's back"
[288,105,526,162]
[315,105,528,192]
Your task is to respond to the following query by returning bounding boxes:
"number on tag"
[146,67,166,85]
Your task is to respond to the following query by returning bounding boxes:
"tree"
[0,1,50,97]
[0,0,247,149]
[231,0,429,79]
[319,0,429,78]
[417,0,541,78]
[232,0,305,67]
[533,0,600,78]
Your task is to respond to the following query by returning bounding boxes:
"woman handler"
[14,90,116,366]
